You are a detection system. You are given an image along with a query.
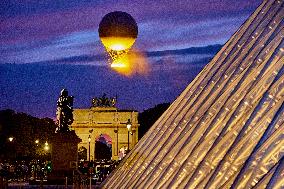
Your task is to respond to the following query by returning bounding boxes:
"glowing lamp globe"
[99,11,138,58]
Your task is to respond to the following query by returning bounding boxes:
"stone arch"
[71,107,139,160]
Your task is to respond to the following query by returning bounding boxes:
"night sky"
[0,0,262,118]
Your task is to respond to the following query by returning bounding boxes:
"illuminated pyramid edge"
[102,0,284,188]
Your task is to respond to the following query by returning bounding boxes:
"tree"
[95,141,112,160]
[138,103,170,139]
[0,109,56,161]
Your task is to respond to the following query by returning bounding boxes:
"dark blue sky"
[0,0,262,118]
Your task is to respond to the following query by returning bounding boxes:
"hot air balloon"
[98,11,138,66]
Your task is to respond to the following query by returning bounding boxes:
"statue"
[110,96,116,107]
[55,89,74,133]
[100,93,108,107]
[91,94,117,107]
[92,97,99,107]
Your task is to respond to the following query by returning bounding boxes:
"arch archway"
[95,134,112,160]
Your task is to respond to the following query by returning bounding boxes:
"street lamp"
[88,135,91,161]
[126,119,132,152]
[8,136,15,161]
[8,137,14,142]
[35,139,39,145]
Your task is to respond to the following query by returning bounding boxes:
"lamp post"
[88,135,91,161]
[8,137,15,159]
[34,139,39,160]
[126,119,132,152]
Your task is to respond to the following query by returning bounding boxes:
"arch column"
[86,142,92,161]
[131,130,136,149]
[91,141,95,160]
[113,128,118,160]
[86,133,95,161]
[90,133,96,161]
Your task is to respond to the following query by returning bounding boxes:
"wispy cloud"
[0,46,217,117]
[1,0,261,64]
[2,44,221,65]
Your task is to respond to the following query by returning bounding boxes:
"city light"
[126,119,132,131]
[8,137,14,142]
[44,141,49,151]
[44,145,49,151]
[126,119,132,152]
[88,135,91,161]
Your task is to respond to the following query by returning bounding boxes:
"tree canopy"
[138,103,170,139]
[0,109,56,161]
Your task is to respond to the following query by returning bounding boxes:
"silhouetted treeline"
[138,103,171,139]
[0,109,56,161]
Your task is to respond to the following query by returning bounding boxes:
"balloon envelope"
[99,11,138,51]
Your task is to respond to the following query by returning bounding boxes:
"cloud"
[1,30,102,63]
[1,44,221,65]
[0,0,261,66]
[0,46,216,117]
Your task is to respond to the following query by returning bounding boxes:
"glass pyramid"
[101,0,284,188]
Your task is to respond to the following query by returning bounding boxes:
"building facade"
[71,106,139,160]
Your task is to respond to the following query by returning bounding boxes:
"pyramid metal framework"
[101,0,284,188]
